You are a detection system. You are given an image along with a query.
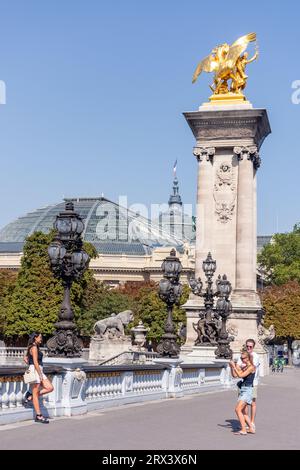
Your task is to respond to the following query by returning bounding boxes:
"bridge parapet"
[0,361,232,425]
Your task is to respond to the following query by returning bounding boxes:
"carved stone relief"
[213,161,236,223]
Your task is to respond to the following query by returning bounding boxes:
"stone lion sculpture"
[93,310,134,339]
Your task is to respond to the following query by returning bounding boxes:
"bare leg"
[32,384,41,416]
[235,401,247,433]
[38,378,54,397]
[242,405,251,427]
[251,399,257,426]
[242,406,255,432]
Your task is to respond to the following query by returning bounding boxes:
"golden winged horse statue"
[192,33,258,97]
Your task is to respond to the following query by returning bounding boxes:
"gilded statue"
[192,33,258,98]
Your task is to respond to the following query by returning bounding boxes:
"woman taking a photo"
[229,351,256,435]
[24,332,54,424]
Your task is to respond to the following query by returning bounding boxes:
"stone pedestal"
[89,335,132,362]
[43,357,87,416]
[180,345,217,362]
[153,358,184,398]
[183,103,271,371]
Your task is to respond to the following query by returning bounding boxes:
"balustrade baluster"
[16,381,23,407]
[2,383,9,409]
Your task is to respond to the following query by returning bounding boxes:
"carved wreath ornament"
[214,162,236,223]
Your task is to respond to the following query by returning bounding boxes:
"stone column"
[253,169,258,290]
[182,108,271,363]
[234,146,257,292]
[193,147,215,277]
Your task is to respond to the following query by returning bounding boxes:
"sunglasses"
[246,345,253,349]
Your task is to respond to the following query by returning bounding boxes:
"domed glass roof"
[0,197,185,255]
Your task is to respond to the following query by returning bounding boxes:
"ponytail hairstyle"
[27,332,41,356]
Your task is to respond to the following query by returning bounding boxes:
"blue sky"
[0,0,299,234]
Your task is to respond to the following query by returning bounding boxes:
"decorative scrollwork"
[234,145,261,169]
[193,147,215,163]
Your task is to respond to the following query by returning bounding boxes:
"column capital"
[233,145,261,170]
[193,147,215,163]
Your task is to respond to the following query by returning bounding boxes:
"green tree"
[258,224,300,285]
[77,282,132,336]
[133,283,189,348]
[260,281,300,364]
[0,269,18,337]
[3,231,97,340]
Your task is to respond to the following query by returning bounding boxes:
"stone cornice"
[91,266,195,274]
[183,108,271,149]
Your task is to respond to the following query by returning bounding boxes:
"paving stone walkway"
[0,367,299,450]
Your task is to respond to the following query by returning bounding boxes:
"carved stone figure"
[227,323,238,338]
[193,310,221,346]
[93,310,134,339]
[292,340,300,366]
[257,323,275,346]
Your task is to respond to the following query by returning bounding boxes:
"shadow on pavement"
[218,419,240,433]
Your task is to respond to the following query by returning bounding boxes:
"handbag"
[237,380,243,389]
[23,367,37,384]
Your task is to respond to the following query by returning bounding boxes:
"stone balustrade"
[85,372,123,400]
[0,374,29,409]
[132,369,164,395]
[98,351,159,366]
[0,348,28,359]
[181,367,203,390]
[0,348,89,364]
[0,360,232,425]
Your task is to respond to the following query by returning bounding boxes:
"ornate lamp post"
[189,252,233,358]
[214,274,233,359]
[46,201,89,357]
[157,249,183,358]
[189,252,219,346]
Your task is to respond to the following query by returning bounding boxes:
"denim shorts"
[238,385,253,405]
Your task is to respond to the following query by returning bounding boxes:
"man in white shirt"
[237,338,260,430]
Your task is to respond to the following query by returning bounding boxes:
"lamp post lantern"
[189,252,233,358]
[157,249,183,358]
[46,202,89,357]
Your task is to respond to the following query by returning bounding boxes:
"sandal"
[23,391,33,407]
[35,414,49,424]
[246,423,256,433]
[234,431,247,435]
[247,427,256,434]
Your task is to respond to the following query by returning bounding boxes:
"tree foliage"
[2,231,98,339]
[131,283,189,347]
[258,224,300,285]
[0,234,191,348]
[0,269,18,336]
[77,282,132,336]
[78,280,190,346]
[260,281,300,361]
